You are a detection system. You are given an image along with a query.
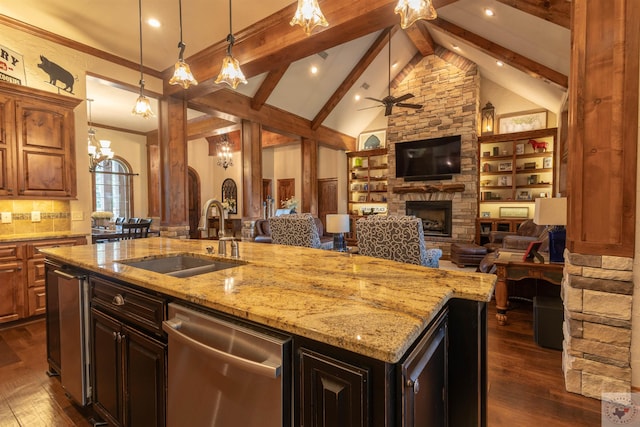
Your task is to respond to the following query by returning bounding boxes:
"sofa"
[254,216,334,249]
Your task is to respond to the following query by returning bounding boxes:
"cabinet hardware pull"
[112,294,125,306]
[112,332,117,340]
[405,378,420,394]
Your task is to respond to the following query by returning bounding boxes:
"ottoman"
[450,243,488,268]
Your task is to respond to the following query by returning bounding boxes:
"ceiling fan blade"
[384,104,394,116]
[393,93,415,103]
[357,105,384,111]
[364,97,384,103]
[396,103,423,109]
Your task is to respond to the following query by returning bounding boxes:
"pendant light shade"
[215,0,247,89]
[394,0,437,29]
[169,0,198,89]
[290,0,329,36]
[132,0,155,118]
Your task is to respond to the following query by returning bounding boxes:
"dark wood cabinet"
[0,80,80,199]
[299,348,369,426]
[90,276,166,427]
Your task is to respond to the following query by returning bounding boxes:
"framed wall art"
[499,206,529,218]
[498,162,512,171]
[498,109,547,134]
[358,129,386,151]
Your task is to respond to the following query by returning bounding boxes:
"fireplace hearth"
[406,201,453,237]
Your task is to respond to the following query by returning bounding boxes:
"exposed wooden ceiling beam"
[429,17,568,88]
[310,26,399,131]
[494,0,571,29]
[186,115,237,140]
[403,21,436,56]
[190,89,355,151]
[261,130,300,148]
[251,65,289,111]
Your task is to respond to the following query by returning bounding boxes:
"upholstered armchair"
[268,213,326,249]
[355,215,442,268]
[484,219,549,253]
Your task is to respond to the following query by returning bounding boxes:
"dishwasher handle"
[162,319,281,379]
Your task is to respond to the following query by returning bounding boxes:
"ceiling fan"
[364,32,423,116]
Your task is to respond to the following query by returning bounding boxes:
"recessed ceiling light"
[484,8,495,17]
[354,94,361,101]
[147,18,161,28]
[452,45,460,51]
[496,60,504,67]
[310,65,318,74]
[392,61,398,69]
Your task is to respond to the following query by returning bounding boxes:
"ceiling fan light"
[169,60,198,89]
[132,93,155,118]
[394,0,437,29]
[290,0,329,36]
[215,54,248,89]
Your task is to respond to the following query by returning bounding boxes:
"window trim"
[91,155,135,218]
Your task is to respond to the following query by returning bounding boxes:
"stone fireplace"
[406,200,452,238]
[384,47,480,257]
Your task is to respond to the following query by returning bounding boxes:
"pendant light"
[169,0,198,89]
[394,0,437,29]
[87,98,114,172]
[290,0,329,36]
[215,0,247,89]
[132,0,155,118]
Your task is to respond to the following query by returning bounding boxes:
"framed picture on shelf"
[358,129,386,151]
[498,109,547,134]
[498,162,512,171]
[499,206,529,218]
[358,195,367,202]
[481,211,491,218]
[516,143,525,155]
[543,157,553,169]
[517,190,530,200]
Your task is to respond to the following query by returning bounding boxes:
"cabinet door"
[15,99,75,197]
[0,94,15,196]
[123,325,166,427]
[91,308,123,426]
[300,348,369,427]
[0,260,23,323]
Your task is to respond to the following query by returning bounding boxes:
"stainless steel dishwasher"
[162,303,291,427]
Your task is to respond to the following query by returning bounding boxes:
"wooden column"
[567,0,639,257]
[146,130,160,219]
[158,96,189,237]
[241,119,262,218]
[301,138,318,215]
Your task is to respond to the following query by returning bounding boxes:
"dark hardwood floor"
[0,301,601,426]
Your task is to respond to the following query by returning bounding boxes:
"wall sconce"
[132,0,155,118]
[217,135,233,170]
[215,0,248,89]
[290,0,329,36]
[168,0,198,89]
[394,0,437,29]
[481,102,495,135]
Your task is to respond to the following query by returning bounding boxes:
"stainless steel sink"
[118,254,244,278]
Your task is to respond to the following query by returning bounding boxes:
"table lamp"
[533,197,567,263]
[326,214,350,252]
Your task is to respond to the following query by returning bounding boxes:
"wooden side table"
[493,252,564,325]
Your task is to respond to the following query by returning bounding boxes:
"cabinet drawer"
[28,285,46,317]
[91,276,165,336]
[27,258,45,287]
[0,244,22,261]
[27,237,86,259]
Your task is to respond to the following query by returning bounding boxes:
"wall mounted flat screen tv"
[395,135,461,181]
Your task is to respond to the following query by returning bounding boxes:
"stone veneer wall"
[562,250,634,398]
[386,47,480,257]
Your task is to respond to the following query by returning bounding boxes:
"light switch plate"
[31,211,41,222]
[71,211,84,221]
[1,212,11,224]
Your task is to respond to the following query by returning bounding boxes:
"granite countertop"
[41,237,496,363]
[0,231,88,243]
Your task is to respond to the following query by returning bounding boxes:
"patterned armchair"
[268,213,324,249]
[356,215,442,268]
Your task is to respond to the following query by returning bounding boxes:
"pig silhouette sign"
[37,55,75,93]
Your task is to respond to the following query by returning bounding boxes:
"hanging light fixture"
[394,0,437,29]
[132,0,155,118]
[290,0,329,36]
[87,99,114,172]
[169,0,198,89]
[215,0,247,89]
[217,135,233,170]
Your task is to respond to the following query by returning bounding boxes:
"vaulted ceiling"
[0,0,570,149]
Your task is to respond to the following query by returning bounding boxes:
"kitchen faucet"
[198,199,226,240]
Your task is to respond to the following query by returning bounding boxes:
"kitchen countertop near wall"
[42,237,496,363]
[0,231,88,243]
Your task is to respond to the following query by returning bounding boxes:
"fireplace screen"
[406,201,452,237]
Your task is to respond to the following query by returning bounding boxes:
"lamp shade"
[326,214,350,233]
[534,197,567,226]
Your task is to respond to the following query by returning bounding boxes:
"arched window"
[93,157,134,219]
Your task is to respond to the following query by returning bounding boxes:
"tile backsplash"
[0,200,71,235]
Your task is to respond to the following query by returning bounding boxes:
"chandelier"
[394,0,437,29]
[217,136,233,170]
[87,98,114,172]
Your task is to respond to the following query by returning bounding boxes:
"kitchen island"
[43,237,496,426]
